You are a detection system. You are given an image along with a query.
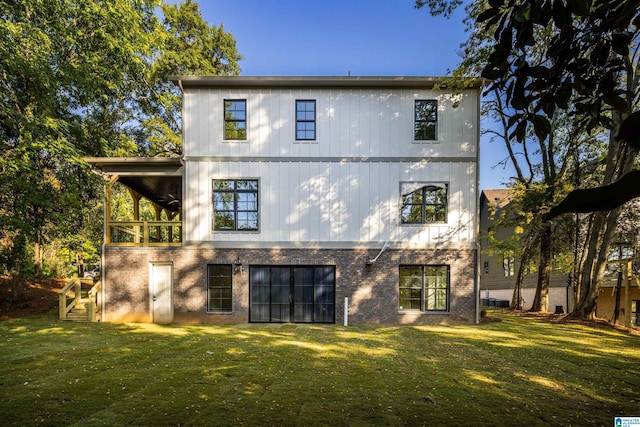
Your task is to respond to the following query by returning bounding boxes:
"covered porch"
[86,157,183,247]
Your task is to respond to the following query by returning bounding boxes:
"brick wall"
[103,247,477,324]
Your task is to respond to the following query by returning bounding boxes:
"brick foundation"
[103,246,477,324]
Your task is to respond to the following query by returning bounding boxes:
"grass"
[0,311,638,426]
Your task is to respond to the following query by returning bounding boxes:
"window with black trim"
[213,179,258,231]
[296,100,316,140]
[632,300,639,326]
[207,264,232,312]
[399,265,449,311]
[414,100,437,140]
[224,99,246,140]
[401,183,447,224]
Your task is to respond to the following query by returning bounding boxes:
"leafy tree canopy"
[0,0,241,283]
[479,0,640,141]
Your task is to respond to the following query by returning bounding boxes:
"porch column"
[104,175,119,246]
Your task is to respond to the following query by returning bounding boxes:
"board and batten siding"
[183,88,478,158]
[182,86,478,249]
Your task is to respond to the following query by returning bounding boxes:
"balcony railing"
[108,221,182,246]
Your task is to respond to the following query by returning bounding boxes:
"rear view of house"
[89,76,482,324]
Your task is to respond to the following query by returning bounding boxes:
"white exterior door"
[150,263,173,323]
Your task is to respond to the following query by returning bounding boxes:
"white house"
[88,76,482,324]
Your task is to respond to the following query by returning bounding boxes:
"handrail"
[59,278,81,320]
[108,220,182,246]
[87,280,101,322]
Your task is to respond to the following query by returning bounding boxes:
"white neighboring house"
[88,76,482,324]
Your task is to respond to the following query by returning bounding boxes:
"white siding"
[185,160,476,248]
[182,85,479,249]
[184,88,479,159]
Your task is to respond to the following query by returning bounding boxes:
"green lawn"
[1,311,638,426]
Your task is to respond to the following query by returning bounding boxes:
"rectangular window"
[296,100,316,140]
[502,251,515,277]
[632,300,639,326]
[213,179,258,231]
[414,100,437,140]
[224,99,247,140]
[399,265,449,312]
[207,264,232,311]
[401,183,447,224]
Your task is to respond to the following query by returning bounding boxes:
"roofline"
[84,157,183,175]
[169,75,485,90]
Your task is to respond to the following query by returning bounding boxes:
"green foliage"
[480,0,640,139]
[415,0,463,18]
[0,0,241,280]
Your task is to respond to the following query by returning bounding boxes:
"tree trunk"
[530,222,552,312]
[613,271,622,323]
[34,239,43,278]
[570,118,637,319]
[10,273,25,301]
[573,207,622,318]
[511,237,535,310]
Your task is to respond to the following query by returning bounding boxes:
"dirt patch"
[479,314,502,323]
[502,309,640,335]
[0,277,67,321]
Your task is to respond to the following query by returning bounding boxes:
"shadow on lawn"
[1,311,639,426]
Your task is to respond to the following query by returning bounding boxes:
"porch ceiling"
[85,157,183,213]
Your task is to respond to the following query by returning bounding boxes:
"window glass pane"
[208,264,232,311]
[414,100,437,140]
[213,193,235,211]
[296,100,316,140]
[237,180,258,190]
[213,179,258,231]
[424,266,448,311]
[399,267,423,310]
[214,180,234,190]
[415,100,436,120]
[214,212,235,230]
[224,100,246,140]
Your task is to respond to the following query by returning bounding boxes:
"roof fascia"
[169,75,485,90]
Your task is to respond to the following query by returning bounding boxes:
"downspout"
[366,242,389,266]
[474,82,484,324]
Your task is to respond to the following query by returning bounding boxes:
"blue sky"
[198,0,512,189]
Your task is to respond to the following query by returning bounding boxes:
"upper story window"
[224,100,246,140]
[213,179,258,231]
[401,183,448,224]
[296,100,316,140]
[414,100,437,141]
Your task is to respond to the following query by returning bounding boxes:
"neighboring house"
[479,189,571,312]
[595,246,640,327]
[88,76,482,324]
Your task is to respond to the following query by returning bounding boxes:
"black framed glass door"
[250,266,335,323]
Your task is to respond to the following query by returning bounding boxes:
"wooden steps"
[64,302,90,321]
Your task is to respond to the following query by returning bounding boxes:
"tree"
[447,0,600,312]
[135,0,242,156]
[0,0,241,296]
[418,0,640,317]
[478,0,640,318]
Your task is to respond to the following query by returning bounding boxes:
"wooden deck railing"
[108,221,182,246]
[59,278,101,321]
[59,278,81,319]
[87,280,101,322]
